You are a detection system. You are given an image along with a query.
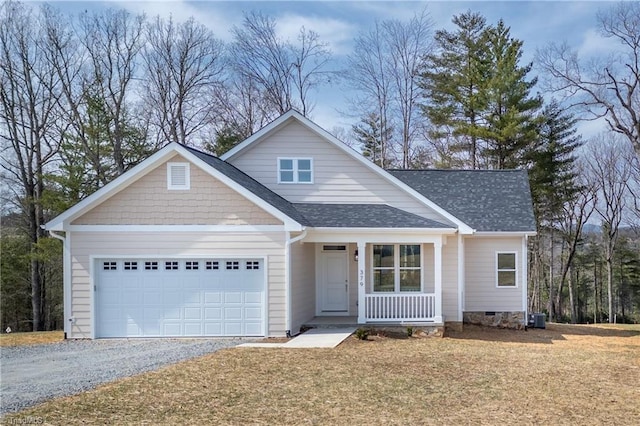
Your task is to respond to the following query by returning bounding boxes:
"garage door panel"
[205,307,222,320]
[96,258,264,337]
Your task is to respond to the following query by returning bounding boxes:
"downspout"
[48,229,70,340]
[284,228,307,337]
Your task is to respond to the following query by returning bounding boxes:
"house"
[45,110,536,339]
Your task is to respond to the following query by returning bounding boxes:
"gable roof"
[45,143,304,231]
[221,110,474,234]
[388,169,537,233]
[293,203,453,229]
[180,145,308,225]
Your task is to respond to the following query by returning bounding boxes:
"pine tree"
[528,100,583,225]
[420,11,490,169]
[352,112,394,168]
[482,20,542,169]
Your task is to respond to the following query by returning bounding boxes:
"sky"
[44,0,620,137]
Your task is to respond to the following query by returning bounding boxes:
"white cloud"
[276,13,356,55]
[577,27,622,59]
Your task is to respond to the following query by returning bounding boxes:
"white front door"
[320,251,348,312]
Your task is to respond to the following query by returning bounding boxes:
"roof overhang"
[470,231,537,238]
[45,143,303,231]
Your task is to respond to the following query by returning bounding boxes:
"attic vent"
[167,162,190,190]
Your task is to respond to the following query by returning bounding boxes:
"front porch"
[289,232,455,334]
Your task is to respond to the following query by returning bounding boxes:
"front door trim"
[316,244,349,315]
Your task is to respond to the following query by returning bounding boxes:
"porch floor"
[303,316,358,329]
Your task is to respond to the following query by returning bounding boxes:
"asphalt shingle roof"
[181,145,309,225]
[293,203,453,228]
[388,169,537,232]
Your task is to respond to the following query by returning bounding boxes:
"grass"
[3,323,640,425]
[0,330,64,347]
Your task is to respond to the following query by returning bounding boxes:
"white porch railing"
[364,293,436,322]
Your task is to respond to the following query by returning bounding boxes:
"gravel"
[0,338,249,415]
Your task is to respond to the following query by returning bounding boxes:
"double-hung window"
[278,158,313,183]
[373,244,421,292]
[496,252,517,287]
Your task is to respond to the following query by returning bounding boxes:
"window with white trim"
[103,261,117,271]
[124,261,138,271]
[278,158,313,183]
[226,261,239,270]
[167,162,190,190]
[373,244,421,292]
[496,252,517,287]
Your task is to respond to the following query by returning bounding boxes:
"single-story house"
[46,110,536,339]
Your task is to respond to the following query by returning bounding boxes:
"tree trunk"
[606,256,614,323]
[568,264,576,324]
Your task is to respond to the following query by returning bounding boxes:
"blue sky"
[47,0,617,137]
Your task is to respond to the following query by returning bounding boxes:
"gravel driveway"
[0,338,248,415]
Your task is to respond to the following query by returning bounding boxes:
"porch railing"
[364,293,436,322]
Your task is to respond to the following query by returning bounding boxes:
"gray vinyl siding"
[464,237,523,312]
[290,240,316,333]
[229,121,452,225]
[68,231,287,338]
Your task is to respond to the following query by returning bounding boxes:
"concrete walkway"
[238,327,356,349]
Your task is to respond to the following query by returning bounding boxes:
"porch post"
[434,236,443,323]
[357,240,366,324]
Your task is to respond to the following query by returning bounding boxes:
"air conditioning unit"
[528,313,546,329]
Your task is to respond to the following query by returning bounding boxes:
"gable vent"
[167,162,190,190]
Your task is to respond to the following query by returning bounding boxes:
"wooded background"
[1,1,639,331]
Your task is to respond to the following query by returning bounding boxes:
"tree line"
[1,1,639,331]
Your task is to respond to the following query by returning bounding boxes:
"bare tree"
[537,2,640,160]
[345,21,393,167]
[585,134,633,323]
[229,11,331,119]
[78,8,147,175]
[143,16,225,145]
[384,10,433,168]
[346,10,433,168]
[555,164,597,322]
[0,1,64,330]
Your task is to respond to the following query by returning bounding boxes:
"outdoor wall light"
[354,249,359,262]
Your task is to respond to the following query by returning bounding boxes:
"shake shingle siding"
[388,170,537,232]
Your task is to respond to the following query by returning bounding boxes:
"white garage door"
[95,258,265,337]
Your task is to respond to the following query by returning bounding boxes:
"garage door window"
[246,261,260,270]
[103,261,117,271]
[165,261,179,270]
[206,261,219,270]
[226,261,239,270]
[124,261,138,270]
[185,261,199,270]
[145,261,158,270]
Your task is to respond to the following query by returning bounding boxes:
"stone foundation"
[366,325,445,338]
[463,311,525,330]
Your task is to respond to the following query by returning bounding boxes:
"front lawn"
[4,324,639,424]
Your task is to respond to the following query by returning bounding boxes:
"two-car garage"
[94,258,265,338]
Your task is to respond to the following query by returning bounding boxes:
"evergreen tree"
[482,20,543,169]
[352,112,394,168]
[528,100,583,226]
[420,11,490,169]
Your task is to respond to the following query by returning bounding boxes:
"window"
[145,261,158,270]
[185,261,199,270]
[278,158,313,183]
[226,261,239,270]
[246,261,260,270]
[373,244,421,292]
[205,261,219,270]
[103,261,117,271]
[496,252,517,287]
[165,261,179,270]
[124,261,138,271]
[167,162,190,190]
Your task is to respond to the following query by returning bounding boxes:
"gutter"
[284,228,308,337]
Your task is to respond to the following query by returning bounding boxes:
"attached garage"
[95,258,265,338]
